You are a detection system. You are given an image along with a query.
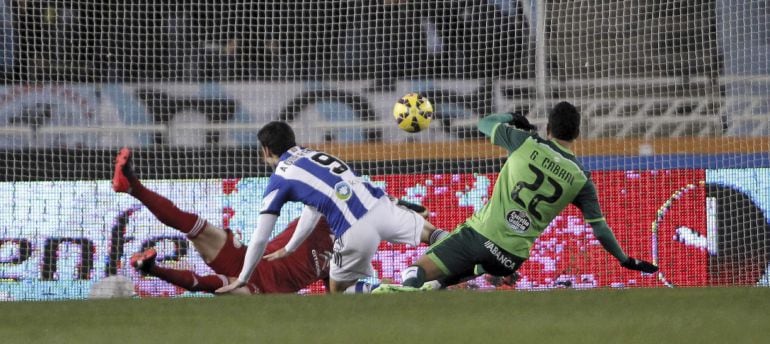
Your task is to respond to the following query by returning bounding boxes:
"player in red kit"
[113,148,333,294]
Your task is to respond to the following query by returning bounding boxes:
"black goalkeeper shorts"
[426,224,525,278]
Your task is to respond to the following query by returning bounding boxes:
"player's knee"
[401,265,425,288]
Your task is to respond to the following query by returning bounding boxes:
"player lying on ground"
[113,148,334,294]
[216,121,451,294]
[374,103,658,293]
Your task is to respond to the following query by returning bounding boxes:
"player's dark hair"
[546,101,581,141]
[258,121,296,156]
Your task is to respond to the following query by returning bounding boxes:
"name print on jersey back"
[537,153,576,186]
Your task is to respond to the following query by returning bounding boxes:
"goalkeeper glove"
[621,257,659,273]
[507,112,537,132]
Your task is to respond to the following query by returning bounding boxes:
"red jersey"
[207,218,333,293]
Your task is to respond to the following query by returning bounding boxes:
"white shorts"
[330,196,426,282]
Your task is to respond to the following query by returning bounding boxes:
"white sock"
[343,281,376,294]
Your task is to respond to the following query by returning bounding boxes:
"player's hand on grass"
[265,248,289,261]
[215,279,247,294]
[621,257,659,273]
[507,112,537,132]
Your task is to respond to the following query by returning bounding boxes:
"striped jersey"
[259,146,386,237]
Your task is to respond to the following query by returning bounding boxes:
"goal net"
[0,0,768,300]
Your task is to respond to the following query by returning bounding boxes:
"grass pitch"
[1,287,769,344]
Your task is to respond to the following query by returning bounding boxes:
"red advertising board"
[369,170,708,290]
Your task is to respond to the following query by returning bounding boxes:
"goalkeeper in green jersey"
[374,102,658,293]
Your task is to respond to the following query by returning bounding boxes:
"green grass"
[1,288,769,344]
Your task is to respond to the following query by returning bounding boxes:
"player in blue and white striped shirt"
[217,121,448,294]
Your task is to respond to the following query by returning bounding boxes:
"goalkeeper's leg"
[400,255,447,288]
[372,256,449,294]
[401,226,490,289]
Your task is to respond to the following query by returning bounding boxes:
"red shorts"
[207,218,334,293]
[206,230,247,278]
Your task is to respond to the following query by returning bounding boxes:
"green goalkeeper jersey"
[466,115,605,259]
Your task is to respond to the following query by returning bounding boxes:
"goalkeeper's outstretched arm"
[589,220,628,262]
[478,112,538,137]
[590,220,659,273]
[575,181,659,274]
[478,113,515,137]
[477,113,534,153]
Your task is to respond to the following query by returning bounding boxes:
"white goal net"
[0,0,768,300]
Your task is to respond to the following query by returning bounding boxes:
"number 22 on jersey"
[510,164,564,221]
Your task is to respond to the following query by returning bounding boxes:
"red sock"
[129,182,206,238]
[148,266,228,293]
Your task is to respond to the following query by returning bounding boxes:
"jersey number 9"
[311,153,350,175]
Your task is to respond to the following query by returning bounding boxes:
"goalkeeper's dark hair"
[258,121,296,156]
[546,101,581,141]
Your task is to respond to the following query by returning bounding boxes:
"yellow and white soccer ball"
[393,93,433,133]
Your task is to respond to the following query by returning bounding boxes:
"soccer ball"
[89,275,136,299]
[393,93,433,133]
